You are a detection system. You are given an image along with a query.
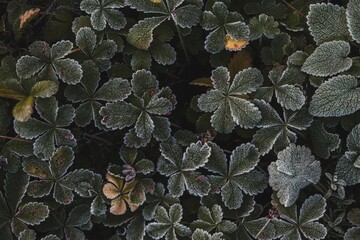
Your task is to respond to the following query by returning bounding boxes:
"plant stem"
[0,135,33,143]
[68,47,81,55]
[175,24,190,63]
[282,0,306,17]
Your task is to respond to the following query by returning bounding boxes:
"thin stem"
[282,0,306,18]
[0,135,33,143]
[255,218,271,238]
[83,133,114,145]
[175,24,190,63]
[68,47,81,55]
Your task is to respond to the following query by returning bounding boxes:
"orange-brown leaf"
[105,173,125,189]
[19,8,40,30]
[228,51,253,79]
[225,34,249,51]
[103,183,121,199]
[110,197,127,215]
[189,77,213,87]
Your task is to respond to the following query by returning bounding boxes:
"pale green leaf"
[301,41,352,77]
[307,3,351,44]
[17,202,49,225]
[268,144,321,207]
[127,16,167,50]
[309,75,360,117]
[309,120,340,159]
[347,0,360,44]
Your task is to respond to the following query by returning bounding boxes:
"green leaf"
[347,208,360,226]
[251,100,312,155]
[171,4,201,28]
[307,3,351,44]
[298,194,326,224]
[50,146,74,179]
[17,202,49,225]
[309,120,340,159]
[127,16,167,50]
[150,43,177,65]
[131,50,152,70]
[16,41,82,84]
[80,0,126,30]
[260,32,291,65]
[198,66,262,133]
[347,0,360,44]
[249,14,280,40]
[158,138,211,197]
[147,204,191,240]
[301,41,352,77]
[100,101,140,130]
[190,205,236,233]
[267,66,306,111]
[345,227,360,240]
[131,69,158,97]
[76,27,117,71]
[244,218,276,240]
[16,56,44,79]
[205,142,267,209]
[191,229,224,240]
[125,0,167,14]
[268,144,321,207]
[66,205,91,227]
[202,2,249,54]
[19,229,36,240]
[336,123,360,185]
[309,75,360,117]
[127,216,146,240]
[14,97,76,160]
[94,78,131,101]
[5,171,29,214]
[272,194,327,240]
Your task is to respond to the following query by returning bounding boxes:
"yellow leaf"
[0,87,26,100]
[27,165,49,179]
[150,0,162,3]
[19,8,40,30]
[225,34,249,51]
[12,96,34,122]
[189,77,213,87]
[228,51,253,79]
[30,81,59,98]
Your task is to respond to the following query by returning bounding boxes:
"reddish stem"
[0,135,33,143]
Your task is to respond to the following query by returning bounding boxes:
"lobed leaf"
[268,144,321,207]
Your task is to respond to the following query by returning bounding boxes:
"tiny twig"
[255,218,271,238]
[175,24,190,63]
[0,135,33,143]
[68,48,82,55]
[83,133,114,145]
[282,0,306,18]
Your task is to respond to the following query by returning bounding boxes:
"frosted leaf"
[307,3,351,44]
[268,144,321,207]
[301,41,352,77]
[347,0,360,44]
[309,75,360,117]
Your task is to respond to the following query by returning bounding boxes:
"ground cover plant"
[1,0,360,239]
